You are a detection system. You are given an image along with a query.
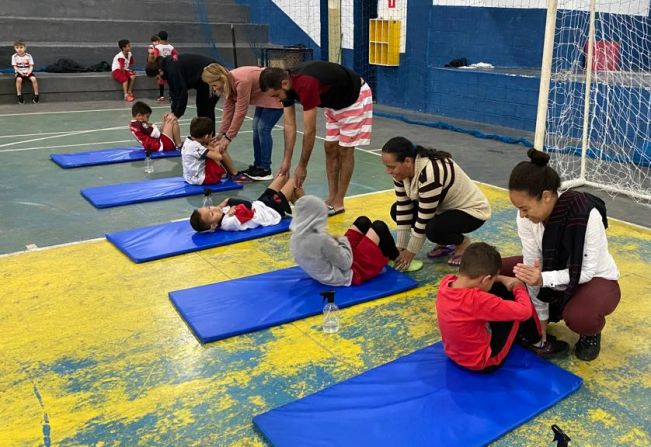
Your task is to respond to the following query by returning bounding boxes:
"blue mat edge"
[168,266,419,343]
[251,343,583,446]
[106,218,292,263]
[81,178,242,209]
[50,148,180,168]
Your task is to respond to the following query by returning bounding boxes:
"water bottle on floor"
[202,189,213,208]
[144,152,154,174]
[320,290,339,333]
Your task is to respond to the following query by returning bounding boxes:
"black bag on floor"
[45,58,89,73]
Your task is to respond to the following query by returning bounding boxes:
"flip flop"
[327,205,345,216]
[388,259,423,272]
[427,244,455,259]
[447,253,464,267]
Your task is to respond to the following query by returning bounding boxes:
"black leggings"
[390,202,485,246]
[353,216,400,260]
[488,283,540,357]
[195,83,219,132]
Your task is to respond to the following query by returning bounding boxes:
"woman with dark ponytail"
[381,136,491,270]
[505,148,620,361]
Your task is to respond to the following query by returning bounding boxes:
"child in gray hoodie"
[290,195,400,286]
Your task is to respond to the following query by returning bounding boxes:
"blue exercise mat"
[253,342,582,447]
[106,217,292,263]
[169,266,418,343]
[81,177,242,208]
[50,147,180,168]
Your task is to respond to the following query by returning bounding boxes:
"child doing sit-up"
[290,195,403,287]
[190,174,303,232]
[129,101,181,152]
[182,116,250,185]
[436,242,540,371]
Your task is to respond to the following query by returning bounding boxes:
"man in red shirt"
[436,242,547,371]
[260,61,373,216]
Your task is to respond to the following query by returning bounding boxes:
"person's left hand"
[215,139,229,153]
[394,249,415,271]
[513,259,543,286]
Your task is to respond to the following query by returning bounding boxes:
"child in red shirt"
[129,101,181,152]
[436,242,540,371]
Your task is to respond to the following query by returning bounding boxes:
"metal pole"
[579,0,597,182]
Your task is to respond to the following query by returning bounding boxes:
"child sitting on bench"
[190,174,303,232]
[129,101,182,152]
[436,242,540,371]
[290,195,401,287]
[182,116,250,185]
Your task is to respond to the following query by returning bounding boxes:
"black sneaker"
[246,166,273,181]
[241,164,256,175]
[575,334,601,361]
[33,95,39,104]
[17,95,24,104]
[524,335,569,359]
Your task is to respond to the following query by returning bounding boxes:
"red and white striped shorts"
[324,82,373,147]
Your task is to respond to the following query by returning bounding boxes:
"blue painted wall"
[235,0,323,60]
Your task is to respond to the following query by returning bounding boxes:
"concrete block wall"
[0,0,272,103]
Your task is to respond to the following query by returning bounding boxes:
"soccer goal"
[534,0,651,205]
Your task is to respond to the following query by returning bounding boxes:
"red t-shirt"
[436,274,532,370]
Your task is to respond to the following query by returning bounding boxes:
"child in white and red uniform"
[436,242,541,371]
[129,101,181,152]
[154,30,178,101]
[112,39,136,102]
[189,174,303,232]
[11,40,39,104]
[181,116,250,185]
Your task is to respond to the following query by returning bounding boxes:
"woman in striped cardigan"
[381,136,491,270]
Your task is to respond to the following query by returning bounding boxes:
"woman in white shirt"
[505,148,620,361]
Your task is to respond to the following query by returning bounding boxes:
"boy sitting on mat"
[190,174,303,232]
[182,116,251,185]
[130,101,182,152]
[436,242,541,371]
[290,195,411,287]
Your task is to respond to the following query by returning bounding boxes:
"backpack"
[45,58,88,73]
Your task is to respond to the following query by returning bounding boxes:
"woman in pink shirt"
[202,64,283,181]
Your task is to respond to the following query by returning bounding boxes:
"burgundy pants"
[501,256,620,336]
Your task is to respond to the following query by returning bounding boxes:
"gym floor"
[0,99,649,446]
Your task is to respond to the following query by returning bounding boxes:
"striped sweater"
[394,155,491,254]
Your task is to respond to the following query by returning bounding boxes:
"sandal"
[427,244,455,259]
[327,205,345,216]
[388,259,423,272]
[447,253,464,267]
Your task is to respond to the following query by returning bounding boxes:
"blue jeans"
[252,107,283,170]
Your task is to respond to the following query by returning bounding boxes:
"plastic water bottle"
[144,152,154,174]
[320,290,340,333]
[202,189,213,208]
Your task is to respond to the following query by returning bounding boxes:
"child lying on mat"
[182,116,250,185]
[290,195,402,287]
[190,174,303,232]
[436,242,541,371]
[130,101,182,152]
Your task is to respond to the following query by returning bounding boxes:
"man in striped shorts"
[260,61,373,215]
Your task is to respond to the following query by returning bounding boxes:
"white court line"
[0,189,394,258]
[0,105,194,118]
[0,129,262,154]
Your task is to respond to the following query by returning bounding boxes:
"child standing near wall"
[112,39,136,102]
[154,31,178,101]
[11,41,39,104]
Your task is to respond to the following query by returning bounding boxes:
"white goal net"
[544,0,651,204]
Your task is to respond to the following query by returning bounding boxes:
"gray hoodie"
[290,195,354,286]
